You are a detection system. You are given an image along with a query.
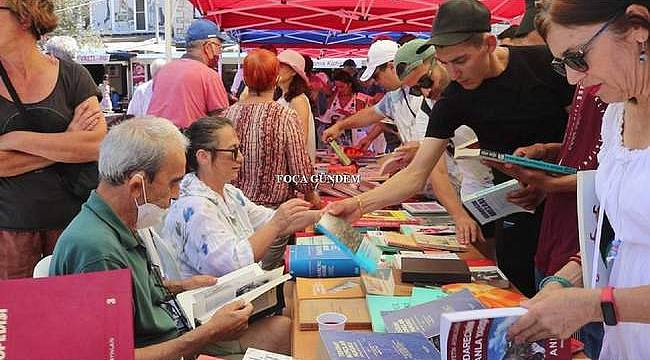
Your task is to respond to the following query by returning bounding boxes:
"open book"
[177,264,291,327]
[462,179,534,225]
[440,307,570,359]
[455,148,577,175]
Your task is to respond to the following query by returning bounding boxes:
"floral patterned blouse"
[162,173,275,279]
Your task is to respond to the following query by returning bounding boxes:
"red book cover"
[0,269,134,360]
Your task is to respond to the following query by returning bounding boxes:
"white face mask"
[133,174,167,229]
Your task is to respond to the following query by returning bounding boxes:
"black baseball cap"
[515,0,538,37]
[418,0,491,53]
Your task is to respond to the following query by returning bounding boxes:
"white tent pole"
[164,0,173,61]
[155,0,161,43]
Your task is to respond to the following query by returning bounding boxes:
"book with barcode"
[462,179,534,225]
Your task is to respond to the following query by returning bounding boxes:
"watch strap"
[600,286,618,326]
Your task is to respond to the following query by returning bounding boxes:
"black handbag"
[0,61,98,201]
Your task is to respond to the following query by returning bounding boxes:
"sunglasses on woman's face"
[0,6,11,10]
[551,17,616,77]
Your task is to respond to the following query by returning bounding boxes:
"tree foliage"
[51,0,103,48]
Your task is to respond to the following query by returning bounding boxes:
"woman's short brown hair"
[6,0,58,39]
[536,0,650,40]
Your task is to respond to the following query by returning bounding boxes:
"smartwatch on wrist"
[601,286,618,326]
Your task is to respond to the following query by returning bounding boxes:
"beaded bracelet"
[539,275,572,290]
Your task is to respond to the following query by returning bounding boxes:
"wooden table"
[290,244,484,360]
[289,244,588,360]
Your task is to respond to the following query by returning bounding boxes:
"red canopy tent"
[189,0,526,57]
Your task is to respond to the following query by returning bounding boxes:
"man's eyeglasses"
[551,16,617,77]
[207,145,243,161]
[0,6,11,10]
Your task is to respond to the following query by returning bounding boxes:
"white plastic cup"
[316,312,347,331]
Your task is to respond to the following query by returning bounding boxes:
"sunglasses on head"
[551,16,618,77]
[206,144,243,161]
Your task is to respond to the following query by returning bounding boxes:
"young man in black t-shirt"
[328,0,574,297]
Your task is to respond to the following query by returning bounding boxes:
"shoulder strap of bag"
[0,61,30,121]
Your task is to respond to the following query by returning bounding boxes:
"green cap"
[395,39,436,80]
[418,0,491,54]
[515,0,538,37]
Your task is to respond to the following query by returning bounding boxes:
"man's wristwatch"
[600,286,618,326]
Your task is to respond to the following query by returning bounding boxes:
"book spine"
[480,149,576,175]
[289,256,360,278]
[329,140,352,166]
[502,154,577,175]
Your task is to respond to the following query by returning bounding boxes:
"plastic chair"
[33,255,53,278]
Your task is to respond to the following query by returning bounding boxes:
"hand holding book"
[205,299,254,341]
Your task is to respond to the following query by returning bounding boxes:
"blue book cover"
[382,289,484,350]
[319,331,441,360]
[286,245,360,278]
[479,149,577,175]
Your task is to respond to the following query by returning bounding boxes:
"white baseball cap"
[360,40,399,82]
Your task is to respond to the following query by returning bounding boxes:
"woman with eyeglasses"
[163,116,322,279]
[507,1,650,358]
[217,49,321,270]
[0,0,106,279]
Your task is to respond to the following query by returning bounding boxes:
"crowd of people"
[1,0,650,358]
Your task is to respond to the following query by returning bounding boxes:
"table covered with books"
[285,147,587,360]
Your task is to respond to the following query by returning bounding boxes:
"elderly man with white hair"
[127,59,167,116]
[50,117,291,359]
[45,35,79,62]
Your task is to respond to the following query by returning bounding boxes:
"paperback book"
[285,245,360,278]
[440,307,571,360]
[463,179,534,225]
[242,348,294,360]
[329,140,352,166]
[454,148,577,175]
[382,289,484,350]
[402,201,448,214]
[319,331,441,360]
[316,214,382,273]
[413,234,467,252]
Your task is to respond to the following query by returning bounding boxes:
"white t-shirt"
[374,86,423,143]
[278,94,317,162]
[127,80,153,116]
